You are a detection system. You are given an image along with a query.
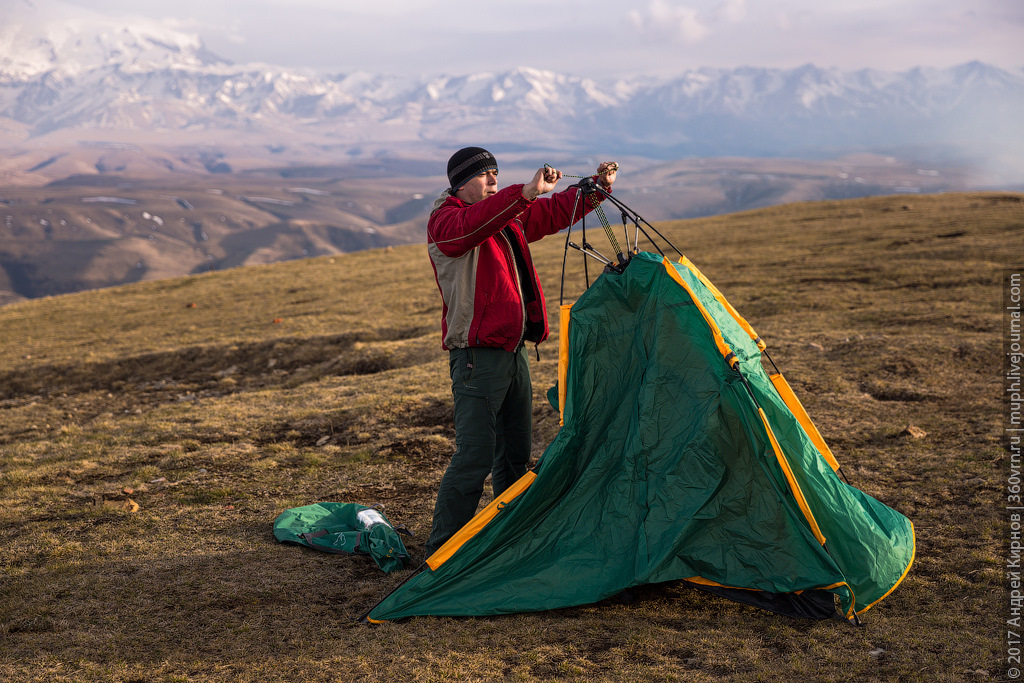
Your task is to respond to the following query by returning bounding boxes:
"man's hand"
[597,161,618,190]
[522,165,562,201]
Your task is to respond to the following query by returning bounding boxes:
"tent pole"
[568,241,613,266]
[561,188,587,305]
[588,185,685,259]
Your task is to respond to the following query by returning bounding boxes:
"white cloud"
[630,0,710,43]
[628,0,749,45]
[5,0,1022,78]
[715,0,747,23]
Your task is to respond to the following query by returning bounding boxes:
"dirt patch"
[408,396,454,428]
[0,328,435,418]
[379,437,452,468]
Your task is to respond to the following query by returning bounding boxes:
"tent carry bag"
[273,502,411,573]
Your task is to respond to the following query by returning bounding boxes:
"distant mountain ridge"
[1,12,1021,307]
[1,16,1022,162]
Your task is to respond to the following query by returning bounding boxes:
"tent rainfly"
[365,251,915,623]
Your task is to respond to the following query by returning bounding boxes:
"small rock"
[868,648,886,658]
[898,425,927,439]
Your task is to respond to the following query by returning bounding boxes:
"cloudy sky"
[14,0,1024,77]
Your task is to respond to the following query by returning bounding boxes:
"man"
[424,146,617,557]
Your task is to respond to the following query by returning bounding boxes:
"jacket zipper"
[499,229,527,350]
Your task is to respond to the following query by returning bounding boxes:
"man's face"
[455,169,498,204]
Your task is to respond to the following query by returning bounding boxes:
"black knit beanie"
[447,146,497,193]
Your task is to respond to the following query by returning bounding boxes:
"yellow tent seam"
[557,304,572,427]
[678,256,766,351]
[426,471,537,571]
[661,258,738,368]
[768,371,842,473]
[757,407,828,546]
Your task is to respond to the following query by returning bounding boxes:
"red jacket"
[427,182,604,352]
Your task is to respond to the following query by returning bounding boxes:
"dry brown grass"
[1,191,1021,681]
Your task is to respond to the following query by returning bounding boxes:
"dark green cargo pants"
[425,345,532,556]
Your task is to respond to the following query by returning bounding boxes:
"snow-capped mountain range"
[2,14,1023,163]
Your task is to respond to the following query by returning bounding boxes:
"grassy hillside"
[0,192,1020,681]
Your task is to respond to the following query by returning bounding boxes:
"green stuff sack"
[273,502,410,573]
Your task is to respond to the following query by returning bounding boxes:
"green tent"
[366,252,914,623]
